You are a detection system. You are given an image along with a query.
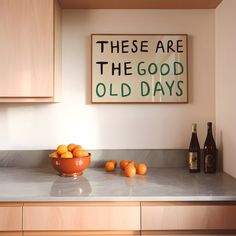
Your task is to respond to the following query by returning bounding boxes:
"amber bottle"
[188,123,201,173]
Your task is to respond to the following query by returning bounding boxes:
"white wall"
[215,0,236,178]
[0,10,215,150]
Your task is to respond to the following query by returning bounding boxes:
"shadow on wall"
[218,130,223,171]
[0,103,60,149]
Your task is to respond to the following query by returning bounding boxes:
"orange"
[75,145,82,150]
[67,143,77,152]
[81,150,89,157]
[129,160,136,167]
[105,161,115,172]
[109,160,117,168]
[50,151,59,158]
[120,160,129,170]
[136,163,147,175]
[124,164,136,177]
[57,144,68,155]
[61,151,73,158]
[73,146,83,157]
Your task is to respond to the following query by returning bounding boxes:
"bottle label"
[189,152,198,170]
[205,154,215,170]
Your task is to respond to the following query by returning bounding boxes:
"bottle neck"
[192,124,197,133]
[207,123,213,136]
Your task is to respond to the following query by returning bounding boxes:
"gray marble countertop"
[0,167,236,202]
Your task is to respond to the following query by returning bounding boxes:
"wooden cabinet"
[0,233,22,236]
[141,202,236,231]
[58,0,223,9]
[1,201,236,235]
[141,202,236,236]
[0,203,22,232]
[23,202,140,231]
[0,0,61,102]
[23,233,139,236]
[142,235,236,236]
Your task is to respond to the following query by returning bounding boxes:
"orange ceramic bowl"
[51,154,91,177]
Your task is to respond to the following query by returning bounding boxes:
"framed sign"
[91,34,188,103]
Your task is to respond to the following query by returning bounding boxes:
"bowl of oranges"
[50,144,91,177]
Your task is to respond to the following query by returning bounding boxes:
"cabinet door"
[142,235,236,236]
[23,202,140,231]
[23,233,139,236]
[0,0,54,97]
[0,204,22,231]
[0,233,22,236]
[141,202,236,230]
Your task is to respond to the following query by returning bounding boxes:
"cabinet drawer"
[0,205,22,231]
[23,232,139,236]
[23,203,140,231]
[141,203,236,230]
[0,233,22,236]
[143,235,236,236]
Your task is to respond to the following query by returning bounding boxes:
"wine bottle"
[204,122,217,173]
[188,123,201,173]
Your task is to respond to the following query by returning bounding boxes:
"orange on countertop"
[128,160,136,167]
[136,163,147,175]
[105,161,115,172]
[57,144,68,155]
[61,151,73,158]
[120,160,129,170]
[124,164,136,177]
[109,160,117,168]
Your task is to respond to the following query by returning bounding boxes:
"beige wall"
[215,0,236,178]
[61,10,215,149]
[0,9,215,150]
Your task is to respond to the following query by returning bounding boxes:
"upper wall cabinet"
[0,0,61,102]
[58,0,223,9]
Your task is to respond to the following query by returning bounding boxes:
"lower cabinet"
[23,233,138,236]
[143,235,236,236]
[0,203,22,232]
[23,202,140,234]
[1,202,236,235]
[0,233,22,236]
[141,202,236,236]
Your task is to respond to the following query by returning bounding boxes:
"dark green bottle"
[204,122,217,173]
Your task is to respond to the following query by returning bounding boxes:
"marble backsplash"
[0,149,223,170]
[0,149,191,168]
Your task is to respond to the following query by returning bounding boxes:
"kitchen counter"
[0,167,236,202]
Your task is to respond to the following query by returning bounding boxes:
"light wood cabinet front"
[23,203,140,231]
[142,235,236,236]
[0,233,22,236]
[0,0,61,102]
[23,232,139,236]
[0,204,22,231]
[141,202,236,231]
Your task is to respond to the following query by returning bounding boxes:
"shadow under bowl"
[51,154,91,177]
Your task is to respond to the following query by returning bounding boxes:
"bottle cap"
[207,122,212,127]
[192,123,197,133]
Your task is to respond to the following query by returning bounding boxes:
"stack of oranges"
[50,144,89,158]
[105,159,147,177]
